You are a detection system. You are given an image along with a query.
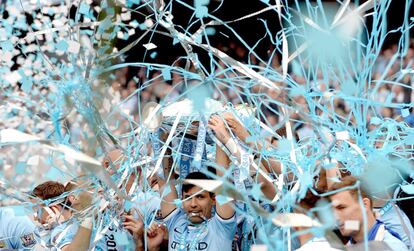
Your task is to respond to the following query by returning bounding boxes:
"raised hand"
[147,223,168,251]
[223,113,250,142]
[208,114,231,143]
[122,214,144,245]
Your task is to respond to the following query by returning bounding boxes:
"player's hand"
[223,113,250,142]
[208,114,231,143]
[147,223,168,251]
[122,214,144,242]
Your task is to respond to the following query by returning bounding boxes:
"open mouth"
[189,212,201,217]
[188,212,208,222]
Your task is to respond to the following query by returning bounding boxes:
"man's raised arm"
[209,115,235,219]
[157,137,178,218]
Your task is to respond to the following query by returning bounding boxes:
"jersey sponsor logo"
[173,227,184,234]
[20,233,37,247]
[171,241,208,250]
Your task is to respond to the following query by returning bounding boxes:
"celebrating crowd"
[3,39,414,250]
[109,40,414,140]
[1,108,414,251]
[2,0,414,250]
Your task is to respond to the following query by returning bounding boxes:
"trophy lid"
[162,98,225,118]
[141,101,162,132]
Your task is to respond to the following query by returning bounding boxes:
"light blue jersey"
[93,211,136,251]
[45,214,136,251]
[132,190,161,226]
[379,204,414,250]
[346,220,408,251]
[0,208,38,250]
[383,231,409,251]
[92,190,160,250]
[49,220,79,250]
[164,209,237,251]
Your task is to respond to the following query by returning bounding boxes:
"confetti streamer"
[1,0,414,250]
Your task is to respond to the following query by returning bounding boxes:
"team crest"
[0,240,6,248]
[20,233,37,247]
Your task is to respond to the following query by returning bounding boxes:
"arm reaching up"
[146,223,168,251]
[223,113,284,177]
[122,214,144,251]
[157,133,178,218]
[208,115,235,219]
[211,114,277,200]
[60,182,94,251]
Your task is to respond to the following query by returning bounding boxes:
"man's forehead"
[330,190,355,204]
[31,198,48,208]
[331,198,342,207]
[30,196,45,205]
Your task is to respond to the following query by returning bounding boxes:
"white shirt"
[295,237,342,251]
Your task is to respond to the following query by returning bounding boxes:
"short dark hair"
[298,169,327,210]
[182,171,214,197]
[32,181,65,204]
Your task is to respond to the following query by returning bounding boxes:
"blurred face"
[68,182,95,211]
[141,90,151,101]
[267,115,277,127]
[102,149,139,194]
[330,190,370,238]
[127,80,137,90]
[31,199,59,226]
[381,108,393,118]
[182,186,215,224]
[102,149,124,175]
[33,206,49,225]
[121,89,130,98]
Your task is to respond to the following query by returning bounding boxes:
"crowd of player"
[1,111,414,251]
